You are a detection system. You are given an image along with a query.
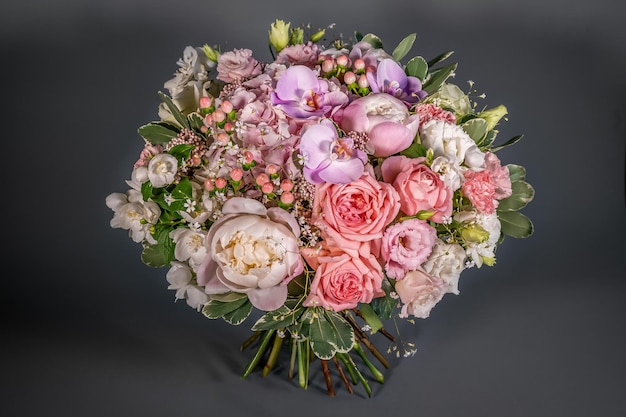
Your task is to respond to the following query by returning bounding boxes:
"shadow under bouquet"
[106,20,534,397]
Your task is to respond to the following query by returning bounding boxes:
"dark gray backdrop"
[2,1,625,416]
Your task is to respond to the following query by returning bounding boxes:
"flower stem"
[240,330,263,351]
[337,352,371,398]
[288,336,297,380]
[242,329,275,379]
[297,340,309,390]
[353,341,385,384]
[332,356,354,394]
[263,330,285,377]
[321,359,335,397]
[345,313,390,369]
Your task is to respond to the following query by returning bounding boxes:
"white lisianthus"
[169,228,208,271]
[106,189,160,244]
[166,261,209,311]
[455,211,501,267]
[196,197,304,311]
[421,239,467,295]
[147,153,178,188]
[419,119,485,170]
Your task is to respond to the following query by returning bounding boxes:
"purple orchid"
[299,119,367,184]
[366,58,427,105]
[270,65,349,119]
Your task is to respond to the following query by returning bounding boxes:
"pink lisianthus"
[484,152,512,200]
[270,65,349,119]
[380,219,437,279]
[299,118,367,184]
[333,93,420,157]
[312,170,400,254]
[216,48,262,83]
[394,269,446,319]
[381,155,453,223]
[302,243,384,312]
[275,41,321,68]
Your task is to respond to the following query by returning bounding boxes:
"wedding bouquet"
[106,20,534,397]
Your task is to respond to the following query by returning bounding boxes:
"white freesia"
[169,228,208,272]
[166,261,209,311]
[421,239,467,295]
[419,119,485,170]
[147,153,178,188]
[196,197,304,311]
[106,189,160,244]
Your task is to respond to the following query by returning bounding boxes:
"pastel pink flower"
[312,170,400,254]
[333,93,420,157]
[380,219,437,279]
[303,244,384,312]
[275,41,321,68]
[381,155,453,223]
[484,152,512,200]
[462,170,497,214]
[216,48,262,83]
[394,269,446,319]
[414,103,456,127]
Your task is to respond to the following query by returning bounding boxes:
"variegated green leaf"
[158,91,190,129]
[222,299,252,325]
[405,56,428,81]
[356,303,383,334]
[202,296,249,319]
[497,180,535,212]
[309,308,337,359]
[324,311,355,353]
[392,33,416,62]
[423,63,458,96]
[252,305,304,331]
[491,134,524,152]
[507,164,527,182]
[137,123,179,145]
[498,210,534,238]
[361,33,383,49]
[462,118,488,144]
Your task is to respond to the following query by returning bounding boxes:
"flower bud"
[478,104,508,131]
[289,27,304,46]
[309,28,326,43]
[460,224,489,243]
[269,19,291,52]
[202,44,219,62]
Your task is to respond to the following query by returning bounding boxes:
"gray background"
[2,0,625,416]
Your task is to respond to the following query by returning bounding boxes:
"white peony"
[166,261,209,311]
[421,239,467,295]
[106,189,160,244]
[147,153,178,188]
[419,119,485,170]
[196,197,304,311]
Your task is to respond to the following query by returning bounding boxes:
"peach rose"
[394,269,446,319]
[381,155,453,223]
[303,243,384,312]
[312,170,400,253]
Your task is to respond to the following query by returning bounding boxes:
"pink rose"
[381,219,437,279]
[333,93,420,157]
[381,155,453,223]
[303,244,384,312]
[216,48,262,83]
[312,170,400,254]
[394,269,446,319]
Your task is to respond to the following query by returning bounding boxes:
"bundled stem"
[263,330,285,376]
[345,313,390,369]
[320,360,335,397]
[332,356,354,394]
[242,329,275,378]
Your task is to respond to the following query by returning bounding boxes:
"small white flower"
[169,227,208,271]
[147,153,178,188]
[106,189,160,244]
[166,261,209,311]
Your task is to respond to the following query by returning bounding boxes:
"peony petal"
[247,285,288,311]
[221,197,267,216]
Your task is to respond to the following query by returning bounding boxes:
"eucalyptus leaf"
[497,180,535,212]
[158,91,190,129]
[462,118,488,144]
[423,63,458,96]
[222,299,252,325]
[392,33,416,62]
[405,56,428,82]
[202,296,250,319]
[498,210,534,238]
[137,123,179,145]
[491,134,524,152]
[507,164,527,182]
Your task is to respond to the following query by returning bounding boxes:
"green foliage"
[360,33,384,49]
[358,303,384,334]
[462,118,488,144]
[405,56,428,82]
[498,210,534,238]
[307,308,354,360]
[141,227,175,267]
[252,305,305,331]
[392,33,416,62]
[507,164,527,182]
[202,292,252,325]
[423,63,458,96]
[369,278,395,320]
[157,91,190,129]
[137,122,179,145]
[497,181,535,212]
[427,50,454,67]
[399,140,427,158]
[491,134,524,152]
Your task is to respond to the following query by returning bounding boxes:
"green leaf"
[427,50,454,67]
[423,62,458,96]
[168,144,194,164]
[252,305,304,331]
[399,140,427,158]
[188,113,205,132]
[201,295,250,319]
[210,292,248,302]
[361,33,384,49]
[405,56,428,82]
[497,180,535,212]
[462,118,488,144]
[324,311,355,353]
[309,308,337,359]
[491,134,524,152]
[158,91,190,129]
[141,180,153,201]
[477,129,497,149]
[137,123,179,145]
[498,210,534,238]
[370,278,395,320]
[357,303,384,334]
[141,227,175,268]
[507,164,527,182]
[171,177,193,201]
[392,33,416,62]
[222,299,252,325]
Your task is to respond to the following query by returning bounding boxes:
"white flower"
[430,155,463,191]
[196,197,304,311]
[106,189,160,244]
[166,261,209,311]
[147,153,178,188]
[125,166,148,191]
[421,239,467,295]
[169,228,208,272]
[419,119,485,170]
[455,211,501,267]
